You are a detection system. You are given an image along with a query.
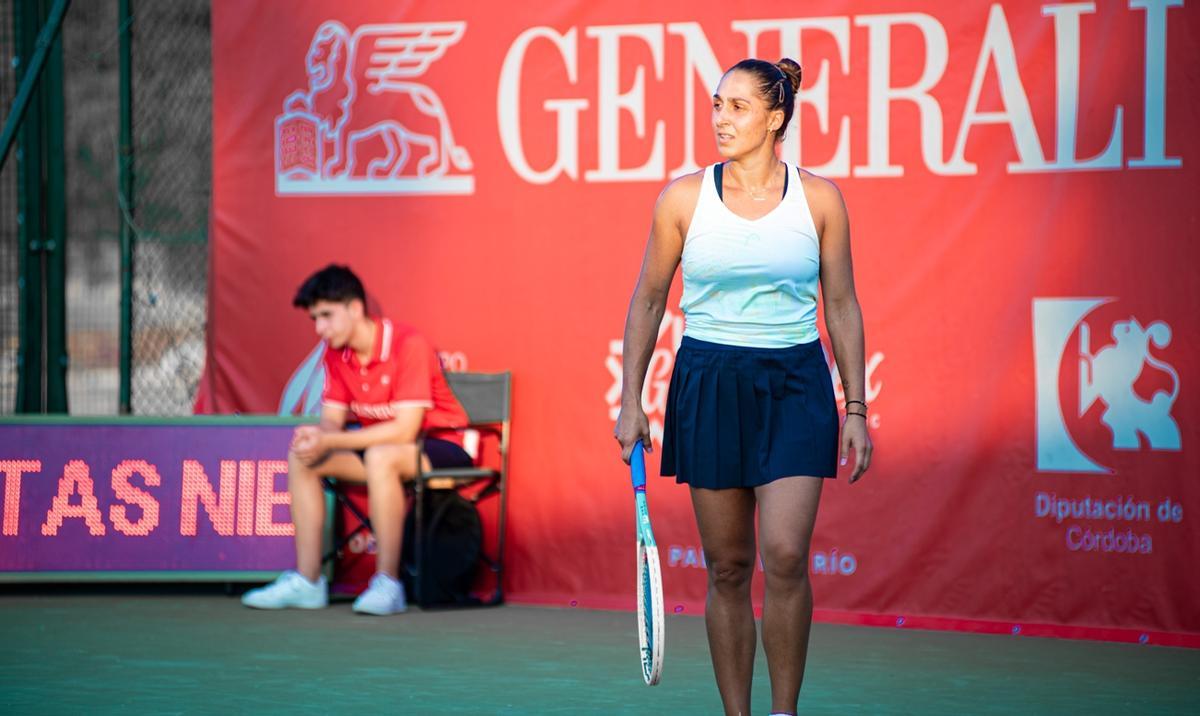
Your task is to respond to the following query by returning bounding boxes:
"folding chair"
[321,478,371,568]
[412,371,512,607]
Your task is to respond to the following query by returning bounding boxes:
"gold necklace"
[732,164,779,201]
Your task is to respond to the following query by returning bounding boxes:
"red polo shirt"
[321,318,467,445]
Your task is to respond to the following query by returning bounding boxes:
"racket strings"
[642,557,654,651]
[637,544,665,684]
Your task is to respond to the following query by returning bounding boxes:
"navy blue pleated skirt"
[661,336,839,488]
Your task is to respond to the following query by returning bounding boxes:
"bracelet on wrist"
[845,411,867,420]
[846,400,868,411]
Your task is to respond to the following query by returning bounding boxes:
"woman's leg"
[690,485,758,716]
[755,476,824,715]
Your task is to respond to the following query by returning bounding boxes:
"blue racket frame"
[630,440,664,685]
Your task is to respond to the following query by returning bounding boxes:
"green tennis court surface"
[1,590,1196,714]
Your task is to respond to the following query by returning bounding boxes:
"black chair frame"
[412,371,511,607]
[321,371,512,609]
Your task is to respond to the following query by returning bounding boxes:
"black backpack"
[402,490,482,606]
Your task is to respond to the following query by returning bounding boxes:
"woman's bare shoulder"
[654,169,706,228]
[659,169,704,206]
[797,168,844,207]
[798,169,848,233]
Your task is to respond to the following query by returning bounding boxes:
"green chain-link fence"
[2,0,210,415]
[63,0,120,414]
[127,0,210,414]
[0,0,17,414]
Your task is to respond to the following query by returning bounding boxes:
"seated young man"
[243,264,471,615]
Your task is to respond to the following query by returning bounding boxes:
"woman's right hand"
[614,403,652,464]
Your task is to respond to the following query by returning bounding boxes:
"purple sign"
[0,421,301,574]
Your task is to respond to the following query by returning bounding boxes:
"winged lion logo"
[275,21,474,196]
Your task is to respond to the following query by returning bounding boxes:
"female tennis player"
[615,58,872,716]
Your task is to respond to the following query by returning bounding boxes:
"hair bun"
[776,58,802,93]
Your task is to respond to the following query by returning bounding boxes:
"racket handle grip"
[631,440,647,490]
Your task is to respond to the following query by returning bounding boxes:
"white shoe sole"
[243,601,328,610]
[352,603,407,616]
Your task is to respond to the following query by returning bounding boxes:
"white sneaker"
[241,570,328,610]
[352,573,407,615]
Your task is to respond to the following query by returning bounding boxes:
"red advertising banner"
[206,1,1199,644]
[0,420,297,576]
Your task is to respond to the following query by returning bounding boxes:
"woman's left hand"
[840,416,872,483]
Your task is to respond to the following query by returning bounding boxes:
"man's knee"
[288,449,321,480]
[363,444,420,481]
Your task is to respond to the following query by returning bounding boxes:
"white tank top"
[680,163,821,348]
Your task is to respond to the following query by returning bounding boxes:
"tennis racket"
[630,440,664,685]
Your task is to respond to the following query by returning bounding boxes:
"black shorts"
[354,436,473,469]
[661,336,839,488]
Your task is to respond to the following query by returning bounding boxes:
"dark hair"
[724,58,802,142]
[292,264,366,309]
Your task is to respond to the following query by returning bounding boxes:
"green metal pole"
[43,0,68,413]
[0,0,70,174]
[118,0,133,414]
[15,0,45,413]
